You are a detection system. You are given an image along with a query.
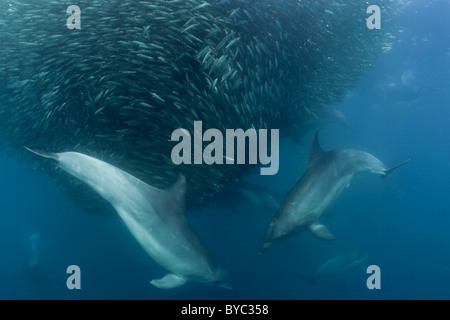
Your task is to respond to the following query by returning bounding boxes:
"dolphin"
[379,81,426,103]
[25,148,231,289]
[259,131,411,252]
[236,182,287,216]
[308,107,350,130]
[315,250,368,277]
[290,107,357,145]
[29,233,40,266]
[23,233,64,297]
[296,249,369,287]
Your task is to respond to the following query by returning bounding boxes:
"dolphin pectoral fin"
[150,273,187,289]
[309,223,335,240]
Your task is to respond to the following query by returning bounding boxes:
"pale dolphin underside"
[259,131,411,252]
[25,147,231,289]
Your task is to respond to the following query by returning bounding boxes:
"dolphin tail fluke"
[382,158,412,178]
[24,147,59,161]
[150,273,187,289]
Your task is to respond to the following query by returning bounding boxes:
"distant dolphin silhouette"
[296,249,368,286]
[23,233,64,297]
[307,107,355,132]
[315,250,368,276]
[25,148,231,289]
[290,107,357,145]
[29,233,40,266]
[259,131,411,252]
[236,182,287,216]
[380,82,426,103]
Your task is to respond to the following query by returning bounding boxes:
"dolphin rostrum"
[25,147,231,289]
[259,131,411,252]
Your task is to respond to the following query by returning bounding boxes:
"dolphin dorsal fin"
[168,174,187,207]
[148,174,188,223]
[308,130,325,165]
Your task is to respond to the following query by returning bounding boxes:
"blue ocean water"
[1,1,449,300]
